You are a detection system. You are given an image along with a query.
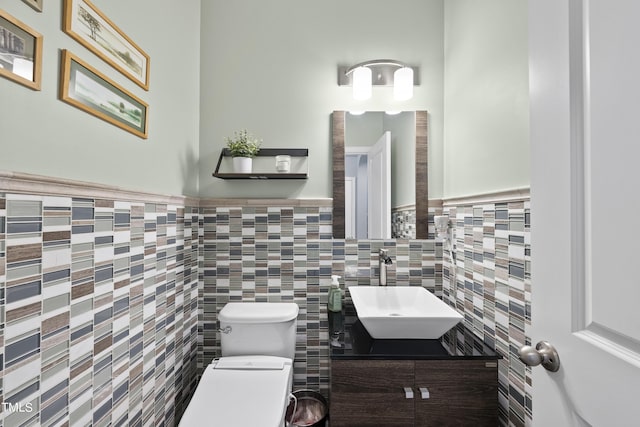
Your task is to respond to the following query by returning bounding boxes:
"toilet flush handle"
[219,326,232,334]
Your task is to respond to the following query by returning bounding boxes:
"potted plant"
[225,129,262,173]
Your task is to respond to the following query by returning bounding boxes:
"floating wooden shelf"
[213,148,309,180]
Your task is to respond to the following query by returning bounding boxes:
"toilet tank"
[218,302,299,360]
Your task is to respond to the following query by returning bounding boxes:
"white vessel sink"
[348,286,463,339]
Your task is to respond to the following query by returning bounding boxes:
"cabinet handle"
[403,387,414,399]
[419,387,430,399]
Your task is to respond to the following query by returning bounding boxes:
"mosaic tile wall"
[199,205,441,397]
[0,185,532,426]
[0,193,200,427]
[441,200,531,427]
[391,205,416,239]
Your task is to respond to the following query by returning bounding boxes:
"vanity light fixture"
[339,59,419,101]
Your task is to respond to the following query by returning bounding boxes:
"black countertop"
[329,304,501,360]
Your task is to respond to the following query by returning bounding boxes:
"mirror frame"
[332,110,429,239]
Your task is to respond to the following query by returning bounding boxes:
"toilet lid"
[179,356,293,427]
[218,302,299,323]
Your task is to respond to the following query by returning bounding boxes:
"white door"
[529,0,640,425]
[367,131,391,239]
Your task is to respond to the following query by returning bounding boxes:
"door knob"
[518,340,560,372]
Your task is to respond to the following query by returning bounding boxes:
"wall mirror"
[332,110,428,239]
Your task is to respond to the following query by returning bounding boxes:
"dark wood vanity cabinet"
[330,359,498,427]
[331,360,415,427]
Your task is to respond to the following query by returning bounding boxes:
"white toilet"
[179,302,299,427]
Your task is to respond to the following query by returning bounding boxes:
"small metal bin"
[285,390,328,427]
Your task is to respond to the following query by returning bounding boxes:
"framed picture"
[0,9,42,90]
[63,0,150,90]
[60,49,149,139]
[22,0,43,13]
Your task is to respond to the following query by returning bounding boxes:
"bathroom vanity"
[329,307,501,427]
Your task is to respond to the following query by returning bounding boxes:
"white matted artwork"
[0,9,42,90]
[59,50,149,138]
[63,0,150,90]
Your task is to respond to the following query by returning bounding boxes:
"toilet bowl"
[179,355,293,426]
[179,302,299,427]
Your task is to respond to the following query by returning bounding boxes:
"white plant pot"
[232,157,253,173]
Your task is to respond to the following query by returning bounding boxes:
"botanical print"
[71,64,143,128]
[74,3,144,80]
[63,0,149,89]
[60,50,148,138]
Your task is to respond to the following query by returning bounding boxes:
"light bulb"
[352,66,372,100]
[393,67,413,101]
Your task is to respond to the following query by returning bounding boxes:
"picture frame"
[22,0,43,13]
[60,49,149,139]
[62,0,150,90]
[0,9,43,90]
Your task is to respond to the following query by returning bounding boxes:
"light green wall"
[199,0,444,199]
[0,0,201,196]
[1,0,528,201]
[443,0,529,198]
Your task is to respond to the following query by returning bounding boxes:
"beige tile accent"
[71,282,94,300]
[43,231,71,242]
[114,278,130,290]
[7,243,42,264]
[6,301,41,322]
[70,358,93,380]
[71,269,93,282]
[94,335,112,355]
[130,361,143,381]
[95,199,114,208]
[42,312,70,336]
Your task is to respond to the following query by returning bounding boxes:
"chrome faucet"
[378,249,393,286]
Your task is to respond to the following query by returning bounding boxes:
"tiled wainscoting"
[199,200,441,397]
[440,193,532,427]
[0,172,532,427]
[0,175,200,427]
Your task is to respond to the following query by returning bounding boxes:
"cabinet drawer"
[414,360,498,427]
[331,360,415,427]
[331,360,414,393]
[330,392,414,427]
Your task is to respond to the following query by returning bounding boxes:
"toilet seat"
[178,355,293,427]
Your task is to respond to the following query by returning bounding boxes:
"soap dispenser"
[328,275,342,312]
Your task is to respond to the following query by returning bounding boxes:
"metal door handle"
[403,387,414,399]
[419,387,430,399]
[518,340,560,372]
